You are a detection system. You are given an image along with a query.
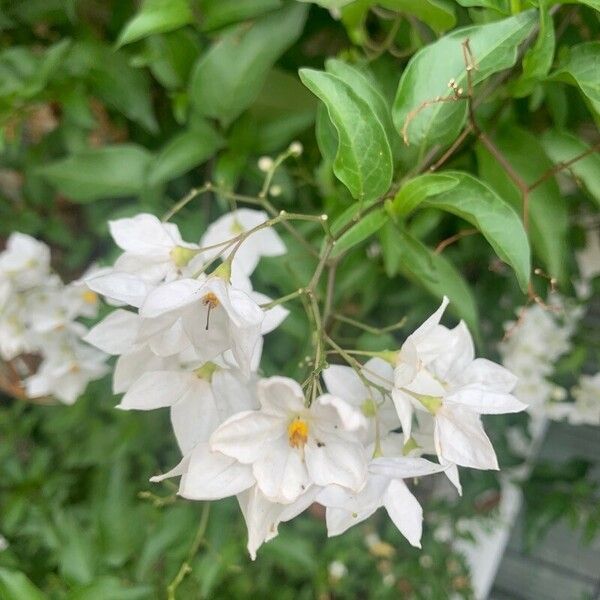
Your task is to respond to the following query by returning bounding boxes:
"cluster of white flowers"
[81,210,525,559]
[0,233,108,403]
[500,296,599,426]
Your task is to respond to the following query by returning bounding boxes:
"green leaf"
[331,208,388,257]
[380,222,479,334]
[324,59,402,159]
[550,42,600,117]
[379,0,456,33]
[512,4,555,97]
[541,129,600,207]
[392,10,537,154]
[455,0,508,10]
[200,0,283,31]
[476,127,568,284]
[422,171,531,291]
[37,145,152,202]
[0,568,46,600]
[392,172,459,217]
[300,69,393,203]
[148,122,224,186]
[117,0,193,47]
[189,3,307,127]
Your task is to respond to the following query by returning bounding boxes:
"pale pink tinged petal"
[313,394,368,432]
[383,479,423,548]
[178,444,254,500]
[434,407,499,470]
[87,272,151,307]
[109,213,175,256]
[305,439,367,491]
[119,370,194,410]
[370,456,445,480]
[210,411,282,463]
[257,376,305,416]
[253,437,310,503]
[391,388,414,439]
[170,382,219,454]
[461,358,518,393]
[325,506,376,537]
[323,364,367,406]
[150,455,191,483]
[445,385,527,415]
[83,309,139,354]
[140,278,203,318]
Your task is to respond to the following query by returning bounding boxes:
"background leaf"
[392,11,537,155]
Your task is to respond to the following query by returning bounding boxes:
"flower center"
[229,219,245,234]
[170,246,198,267]
[287,417,309,449]
[361,398,377,418]
[81,290,98,304]
[414,393,443,414]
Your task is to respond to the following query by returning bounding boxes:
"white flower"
[119,362,258,453]
[323,358,399,443]
[25,337,109,404]
[318,433,444,547]
[200,209,285,278]
[210,376,368,504]
[139,275,264,374]
[108,213,201,284]
[548,373,600,426]
[393,298,525,471]
[0,233,50,290]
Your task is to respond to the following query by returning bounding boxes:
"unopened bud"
[289,141,303,156]
[269,184,282,197]
[258,156,274,172]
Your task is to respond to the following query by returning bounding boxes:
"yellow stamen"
[287,418,309,449]
[202,292,220,330]
[82,290,98,304]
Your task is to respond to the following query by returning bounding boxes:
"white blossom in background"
[391,297,525,483]
[0,233,108,403]
[499,297,584,420]
[547,373,600,426]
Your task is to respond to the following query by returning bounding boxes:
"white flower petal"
[87,272,152,307]
[445,385,527,415]
[119,370,194,410]
[370,456,445,480]
[210,410,282,463]
[434,406,499,470]
[383,479,423,548]
[257,376,305,416]
[109,213,176,256]
[305,439,367,491]
[83,309,139,354]
[140,278,203,318]
[323,364,367,405]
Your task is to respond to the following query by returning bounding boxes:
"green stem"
[167,502,211,600]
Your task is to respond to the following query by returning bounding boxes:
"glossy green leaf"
[200,0,282,31]
[0,568,46,600]
[476,127,568,284]
[550,42,600,117]
[117,0,193,47]
[422,171,531,291]
[455,0,508,10]
[379,0,456,33]
[393,11,536,154]
[189,4,307,127]
[325,59,402,159]
[541,129,600,207]
[513,4,555,97]
[392,172,459,217]
[148,122,224,186]
[380,222,479,334]
[37,145,152,202]
[331,208,388,257]
[300,69,393,202]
